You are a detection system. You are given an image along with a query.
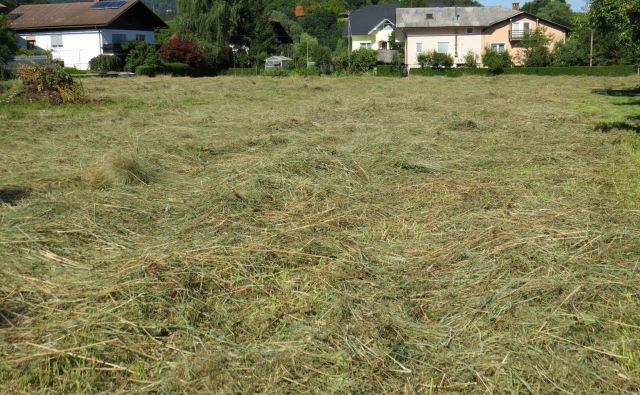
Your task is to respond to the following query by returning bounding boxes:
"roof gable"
[9,0,166,31]
[347,3,399,36]
[485,11,570,32]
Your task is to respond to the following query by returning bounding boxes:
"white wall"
[16,29,155,70]
[404,27,483,68]
[18,30,101,70]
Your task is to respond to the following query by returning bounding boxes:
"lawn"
[1,74,639,393]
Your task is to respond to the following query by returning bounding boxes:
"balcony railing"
[377,49,397,64]
[102,44,124,54]
[509,29,530,40]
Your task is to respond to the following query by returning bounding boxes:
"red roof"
[9,0,166,31]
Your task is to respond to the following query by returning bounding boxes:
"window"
[382,22,393,29]
[466,27,473,34]
[359,42,372,49]
[416,42,423,53]
[112,33,127,44]
[51,34,63,48]
[490,43,506,52]
[523,22,530,31]
[437,42,449,53]
[135,34,146,41]
[26,39,36,50]
[426,13,433,19]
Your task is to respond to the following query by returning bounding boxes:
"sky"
[481,0,587,12]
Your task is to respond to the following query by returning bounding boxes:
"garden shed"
[264,56,292,69]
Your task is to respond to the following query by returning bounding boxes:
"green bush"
[503,65,637,76]
[351,48,377,73]
[521,28,553,67]
[376,65,401,77]
[410,67,488,77]
[222,67,261,76]
[417,50,454,69]
[135,65,159,76]
[63,67,86,75]
[88,54,123,72]
[17,48,50,56]
[463,50,479,68]
[293,66,321,76]
[162,61,192,76]
[482,48,512,74]
[17,61,84,103]
[123,41,161,72]
[263,68,290,77]
[407,64,637,77]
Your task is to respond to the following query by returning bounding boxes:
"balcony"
[102,44,124,54]
[509,29,530,41]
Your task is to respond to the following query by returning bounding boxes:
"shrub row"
[406,65,638,77]
[501,65,638,76]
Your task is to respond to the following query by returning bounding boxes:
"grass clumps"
[82,153,152,189]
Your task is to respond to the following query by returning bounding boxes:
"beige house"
[395,4,569,68]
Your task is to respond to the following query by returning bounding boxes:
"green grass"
[1,75,639,393]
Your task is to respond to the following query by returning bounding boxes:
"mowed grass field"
[1,74,639,393]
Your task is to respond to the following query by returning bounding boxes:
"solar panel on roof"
[91,1,126,9]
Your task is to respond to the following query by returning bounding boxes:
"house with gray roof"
[395,3,569,68]
[345,3,399,52]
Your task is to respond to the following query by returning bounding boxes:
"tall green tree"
[0,15,18,76]
[520,28,553,66]
[176,0,276,69]
[589,0,640,65]
[522,0,573,27]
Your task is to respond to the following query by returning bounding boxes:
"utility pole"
[589,29,594,67]
[347,11,351,71]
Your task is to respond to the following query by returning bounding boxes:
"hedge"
[501,65,638,76]
[162,62,192,76]
[407,65,638,77]
[222,67,262,76]
[135,65,159,76]
[376,65,402,77]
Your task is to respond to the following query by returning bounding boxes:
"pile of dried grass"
[82,153,152,189]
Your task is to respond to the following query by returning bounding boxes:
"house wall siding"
[15,28,155,70]
[482,16,567,65]
[351,26,394,51]
[404,27,482,68]
[402,16,566,68]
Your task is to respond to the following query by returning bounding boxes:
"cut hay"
[0,75,639,393]
[82,153,152,189]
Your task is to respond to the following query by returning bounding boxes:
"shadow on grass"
[591,86,640,97]
[593,86,640,133]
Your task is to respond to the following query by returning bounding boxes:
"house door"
[379,41,388,50]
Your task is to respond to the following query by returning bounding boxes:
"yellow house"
[345,3,399,51]
[396,4,569,68]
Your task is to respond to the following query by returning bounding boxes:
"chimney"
[512,2,520,10]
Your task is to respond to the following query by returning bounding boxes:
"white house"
[9,0,167,70]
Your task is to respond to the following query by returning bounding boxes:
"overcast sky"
[481,0,588,12]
